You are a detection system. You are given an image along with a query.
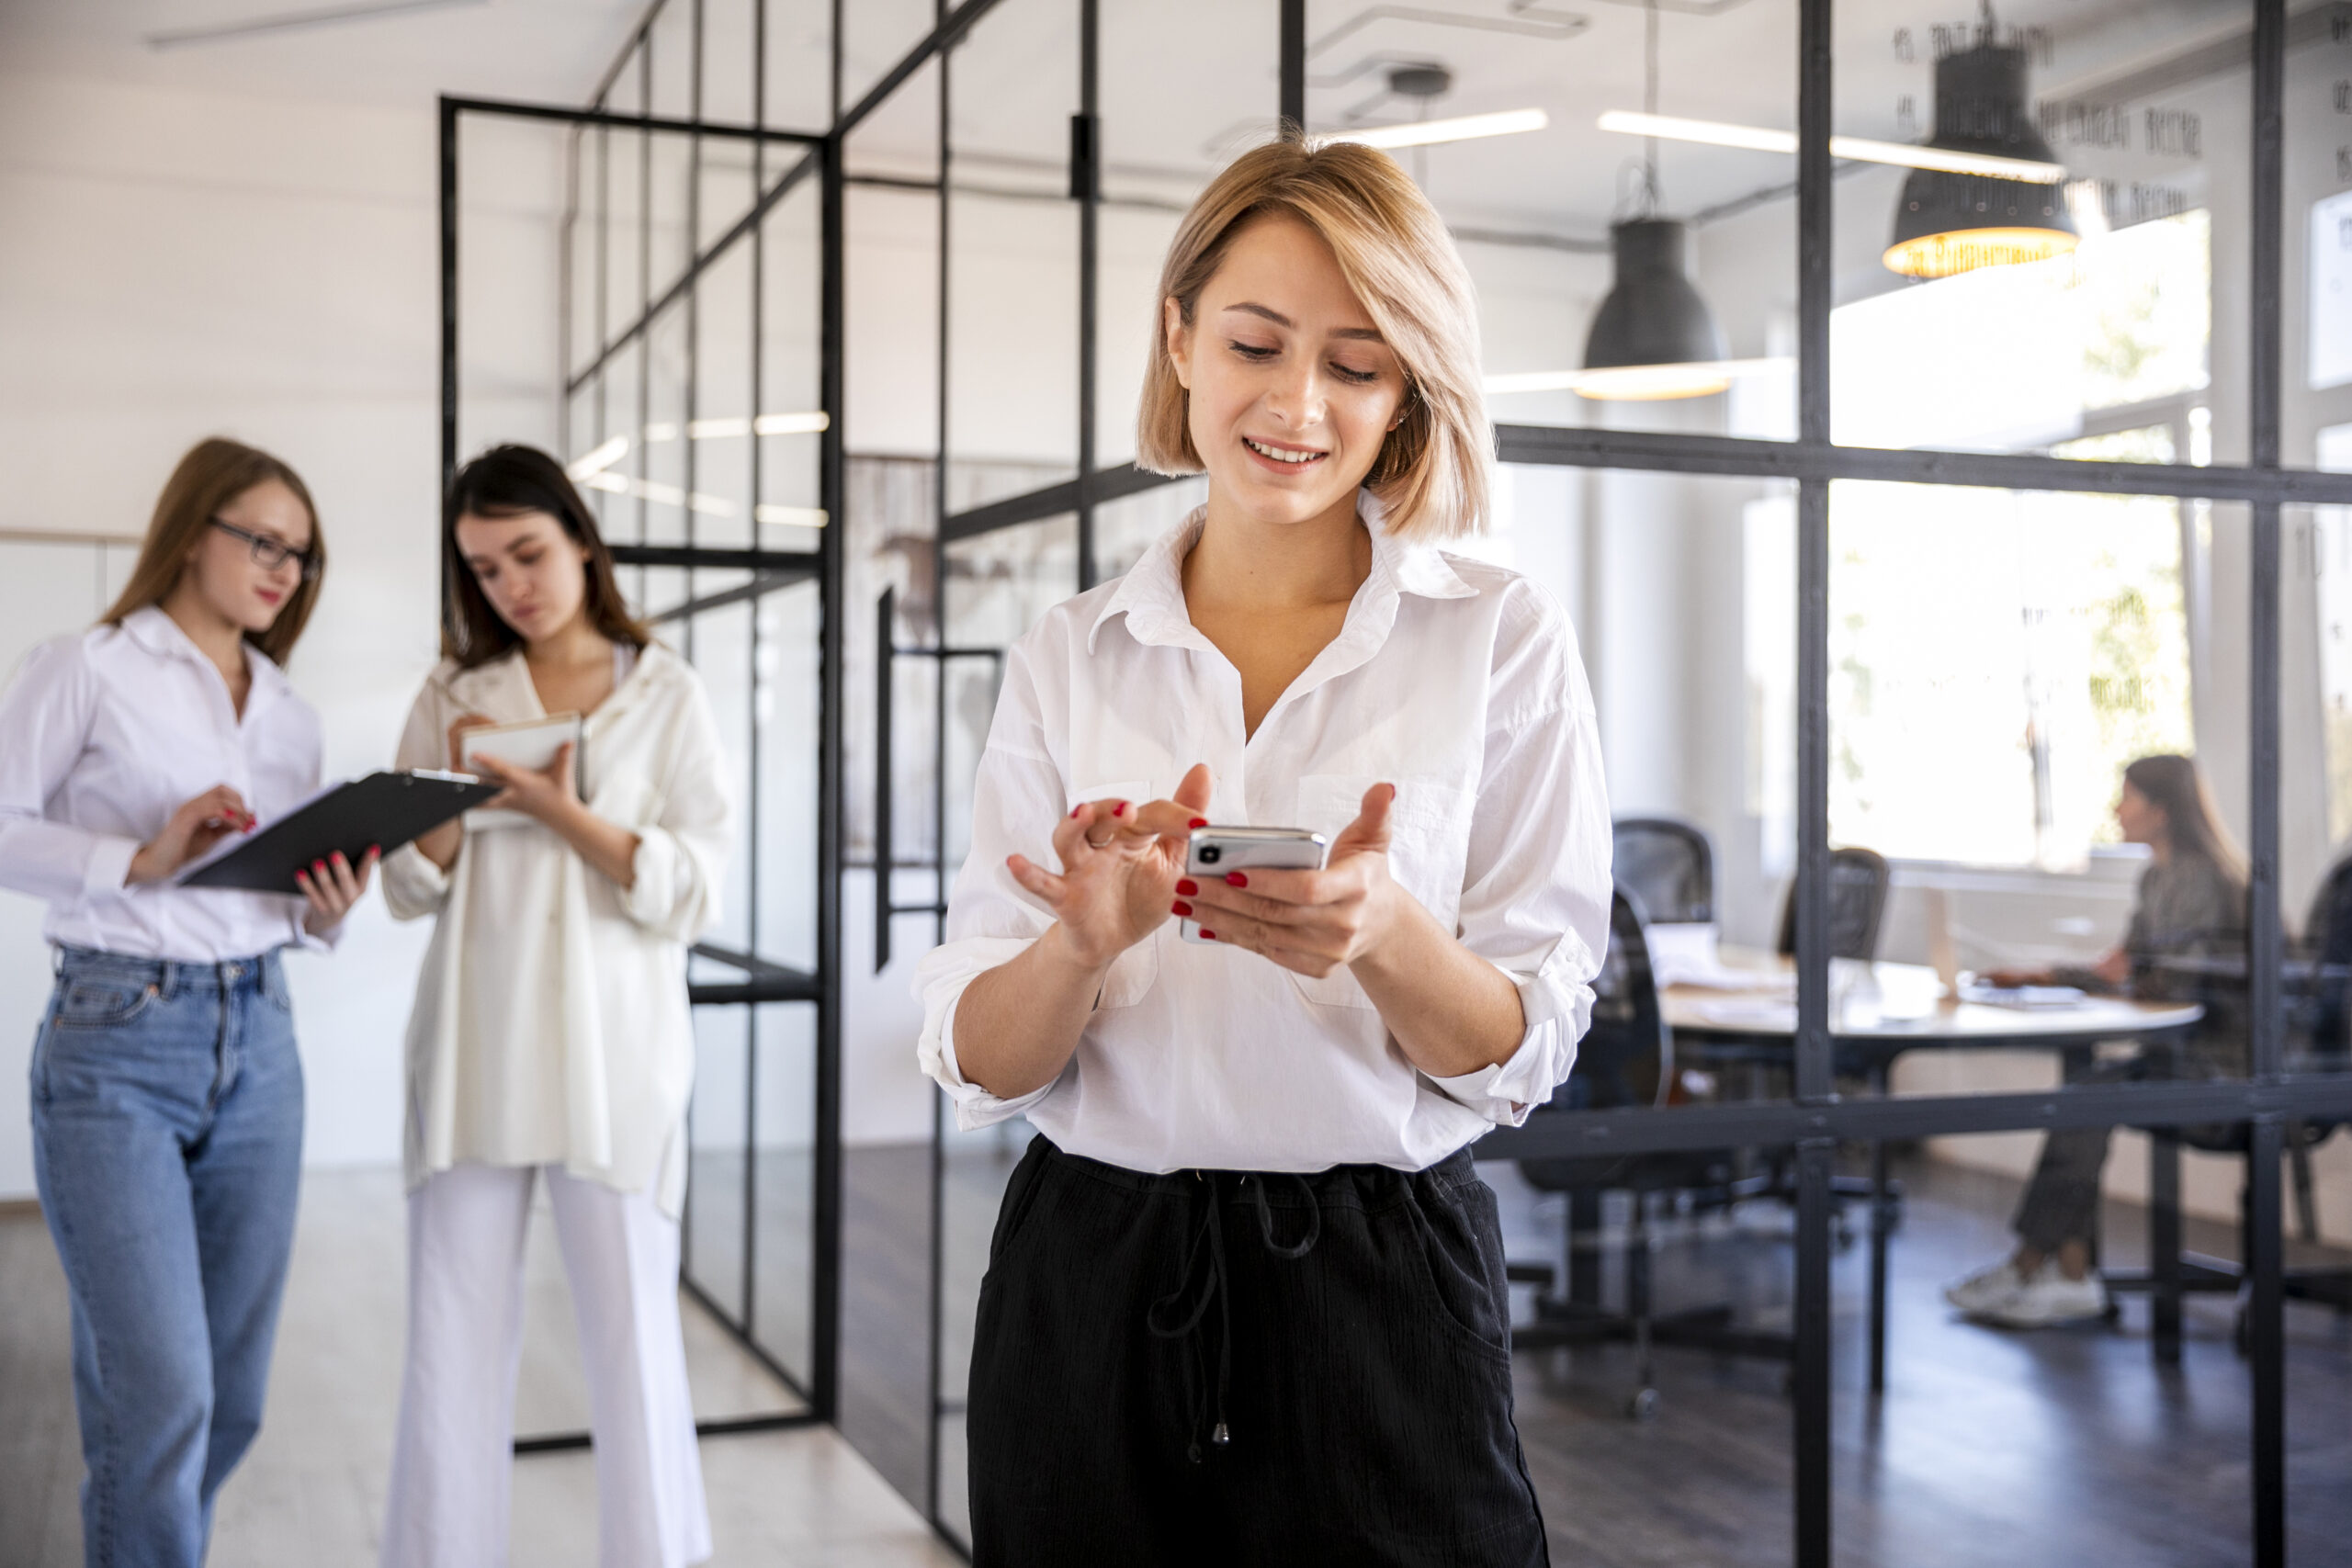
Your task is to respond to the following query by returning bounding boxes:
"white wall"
[0,73,565,1195]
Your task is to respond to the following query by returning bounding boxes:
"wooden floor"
[0,1168,956,1568]
[1483,1155,2352,1568]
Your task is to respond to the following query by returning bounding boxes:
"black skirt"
[967,1134,1550,1567]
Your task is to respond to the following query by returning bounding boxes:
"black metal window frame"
[438,0,2352,1559]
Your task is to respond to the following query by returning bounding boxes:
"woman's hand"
[295,847,379,936]
[127,784,255,886]
[1007,763,1215,968]
[470,741,581,824]
[1176,783,1403,974]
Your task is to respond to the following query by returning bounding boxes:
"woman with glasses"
[0,436,372,1567]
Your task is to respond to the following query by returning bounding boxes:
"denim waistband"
[53,943,282,997]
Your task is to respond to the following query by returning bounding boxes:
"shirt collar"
[121,604,289,697]
[1086,489,1476,657]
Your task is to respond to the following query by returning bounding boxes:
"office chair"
[1507,887,1791,1418]
[2105,855,2352,1357]
[1612,817,1715,927]
[1775,845,1893,963]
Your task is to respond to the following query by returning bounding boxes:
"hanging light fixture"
[1883,12,2076,278]
[1579,220,1732,399]
[1579,0,1732,400]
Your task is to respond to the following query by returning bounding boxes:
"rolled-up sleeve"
[913,645,1066,1130]
[1429,596,1611,1124]
[0,639,143,903]
[618,673,732,942]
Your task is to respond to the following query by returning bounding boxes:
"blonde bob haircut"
[1136,133,1492,541]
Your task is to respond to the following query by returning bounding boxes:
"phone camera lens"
[1197,845,1221,864]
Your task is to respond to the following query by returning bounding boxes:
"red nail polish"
[312,860,326,873]
[1200,930,1216,941]
[1176,879,1198,897]
[1171,900,1193,917]
[1189,818,1208,829]
[1113,802,1126,817]
[1226,872,1248,888]
[1071,806,1084,818]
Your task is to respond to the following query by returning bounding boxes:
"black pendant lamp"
[1579,219,1732,400]
[1883,35,2077,278]
[1577,0,1731,400]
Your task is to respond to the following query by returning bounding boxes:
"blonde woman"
[0,438,371,1566]
[378,446,727,1568]
[917,137,1611,1563]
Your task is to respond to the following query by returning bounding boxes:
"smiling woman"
[916,134,1611,1567]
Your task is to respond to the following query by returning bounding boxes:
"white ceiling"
[0,0,2266,236]
[0,0,650,108]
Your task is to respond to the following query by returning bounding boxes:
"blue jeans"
[28,946,305,1568]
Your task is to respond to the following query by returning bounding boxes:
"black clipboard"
[176,770,502,894]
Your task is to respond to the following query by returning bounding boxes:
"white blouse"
[915,499,1611,1175]
[0,606,328,963]
[381,641,730,1217]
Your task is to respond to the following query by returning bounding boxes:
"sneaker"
[1974,1264,2108,1327]
[1943,1258,2025,1314]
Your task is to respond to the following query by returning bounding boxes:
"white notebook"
[459,713,583,830]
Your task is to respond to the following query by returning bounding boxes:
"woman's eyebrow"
[1222,301,1385,342]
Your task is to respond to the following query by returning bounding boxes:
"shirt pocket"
[1287,773,1476,1011]
[1068,777,1159,1010]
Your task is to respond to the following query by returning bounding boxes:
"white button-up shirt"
[915,500,1611,1174]
[380,642,731,1218]
[0,605,327,962]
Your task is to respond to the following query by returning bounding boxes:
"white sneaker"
[1943,1258,2025,1314]
[1974,1264,2108,1327]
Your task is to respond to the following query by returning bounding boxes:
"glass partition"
[1831,0,2246,468]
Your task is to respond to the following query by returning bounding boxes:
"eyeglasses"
[209,518,320,582]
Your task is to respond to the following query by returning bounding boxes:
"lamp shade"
[1883,40,2077,278]
[1578,219,1732,400]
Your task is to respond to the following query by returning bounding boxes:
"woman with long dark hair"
[1948,752,2248,1327]
[377,445,728,1567]
[0,437,371,1565]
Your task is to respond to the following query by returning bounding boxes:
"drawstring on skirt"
[1145,1172,1323,1462]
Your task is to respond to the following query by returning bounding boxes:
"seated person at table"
[1945,753,2247,1328]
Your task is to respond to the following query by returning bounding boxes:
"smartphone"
[1181,827,1329,944]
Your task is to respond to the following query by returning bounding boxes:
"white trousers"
[379,1163,713,1568]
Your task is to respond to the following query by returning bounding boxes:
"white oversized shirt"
[915,499,1611,1174]
[380,641,730,1218]
[0,606,328,962]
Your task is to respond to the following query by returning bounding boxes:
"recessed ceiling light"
[1325,108,1550,151]
[1596,110,2066,184]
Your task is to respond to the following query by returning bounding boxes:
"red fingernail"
[1189,818,1209,829]
[1071,806,1084,818]
[1226,872,1248,888]
[1113,802,1126,817]
[1171,900,1193,917]
[368,845,381,857]
[1176,879,1198,896]
[1200,930,1216,941]
[312,860,326,873]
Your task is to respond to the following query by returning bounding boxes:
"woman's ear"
[1161,297,1192,390]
